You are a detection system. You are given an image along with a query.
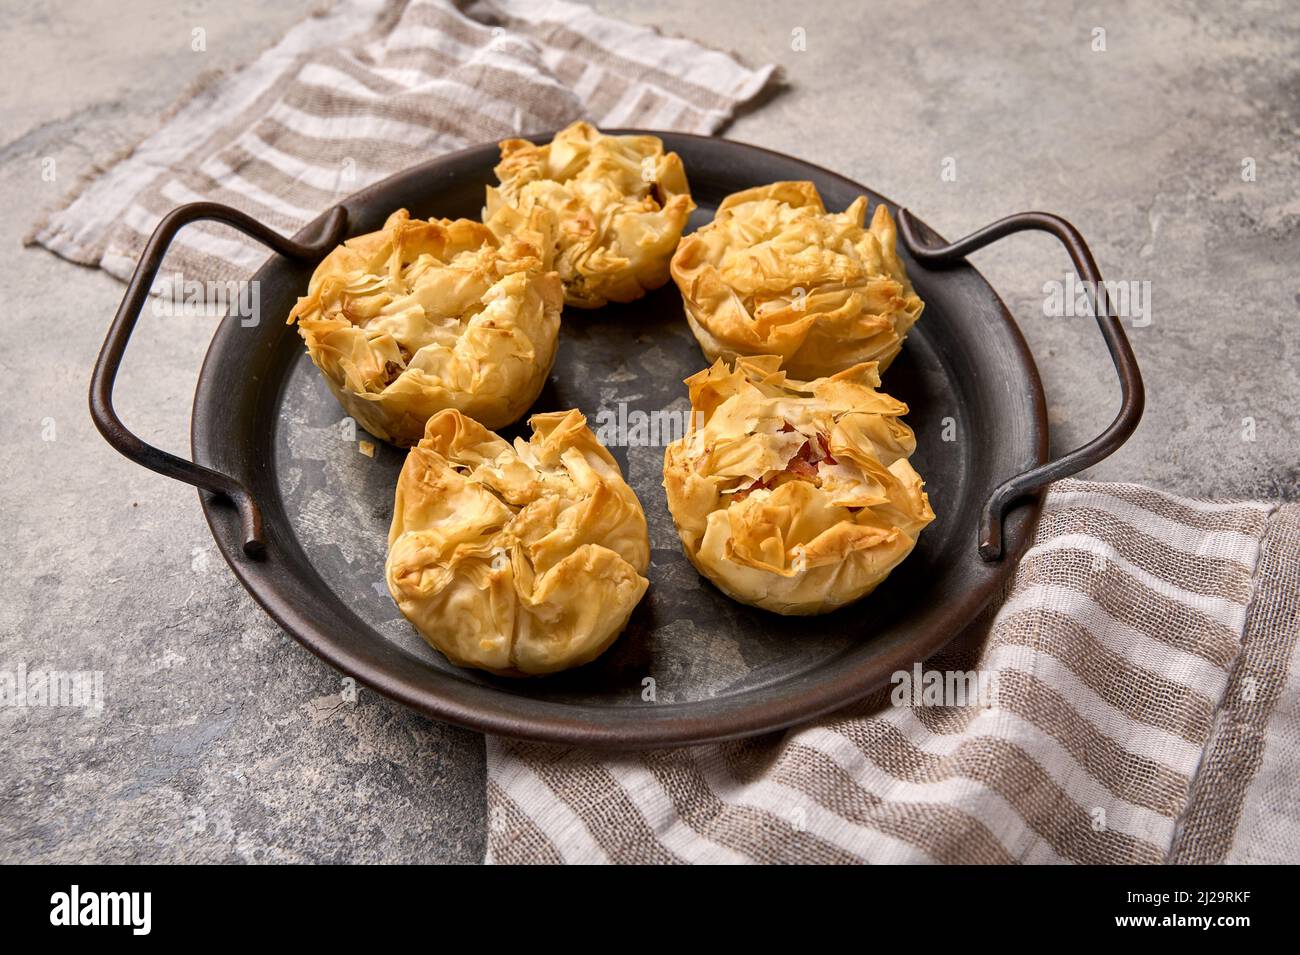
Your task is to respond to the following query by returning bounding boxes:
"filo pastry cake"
[662,355,934,616]
[670,181,924,380]
[386,408,650,676]
[484,120,695,308]
[287,208,562,446]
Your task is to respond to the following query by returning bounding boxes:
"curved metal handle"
[897,209,1145,562]
[89,201,348,558]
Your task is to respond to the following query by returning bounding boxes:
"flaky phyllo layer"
[485,120,695,308]
[662,356,934,616]
[287,208,563,445]
[386,409,650,675]
[670,181,924,380]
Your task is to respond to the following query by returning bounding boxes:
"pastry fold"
[387,408,650,675]
[288,208,563,445]
[485,120,695,308]
[670,181,924,379]
[662,355,934,616]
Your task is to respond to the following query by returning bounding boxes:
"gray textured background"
[1,0,1296,863]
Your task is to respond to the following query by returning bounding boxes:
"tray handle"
[896,209,1145,562]
[89,202,348,558]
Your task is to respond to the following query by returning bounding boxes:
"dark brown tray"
[91,131,1142,748]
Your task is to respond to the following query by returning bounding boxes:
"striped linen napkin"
[486,479,1300,864]
[27,0,774,284]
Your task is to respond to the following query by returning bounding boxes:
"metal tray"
[90,131,1143,748]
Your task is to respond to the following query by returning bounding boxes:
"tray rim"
[190,129,1049,749]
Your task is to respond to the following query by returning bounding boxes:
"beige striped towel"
[27,0,774,284]
[486,479,1300,864]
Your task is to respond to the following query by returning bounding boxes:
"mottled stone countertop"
[2,0,1295,862]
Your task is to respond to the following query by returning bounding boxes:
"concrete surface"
[1,0,1296,863]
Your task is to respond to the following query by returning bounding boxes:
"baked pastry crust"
[386,408,650,675]
[288,208,563,446]
[485,120,695,308]
[662,355,934,616]
[670,181,923,380]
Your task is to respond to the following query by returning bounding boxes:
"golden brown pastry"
[484,120,695,308]
[386,408,650,676]
[670,181,924,380]
[662,355,934,615]
[287,208,562,446]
